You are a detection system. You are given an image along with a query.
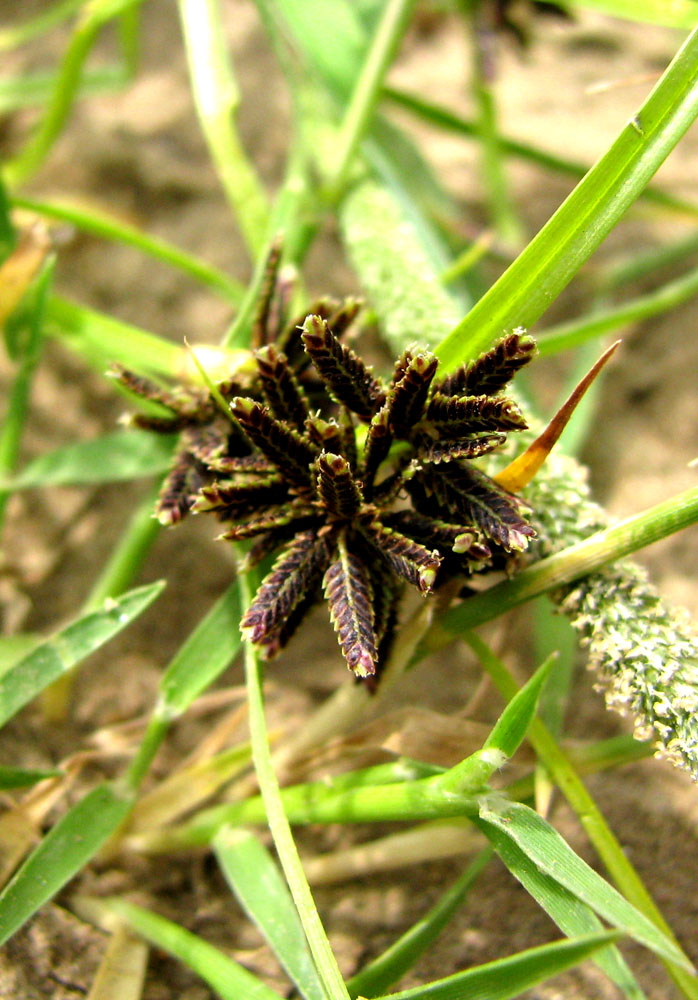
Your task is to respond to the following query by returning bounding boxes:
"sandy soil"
[1,3,698,998]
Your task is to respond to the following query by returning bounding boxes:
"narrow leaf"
[373,931,622,1000]
[484,654,556,760]
[214,828,326,1000]
[0,581,165,729]
[96,897,282,1000]
[2,430,177,490]
[479,798,691,971]
[0,766,62,789]
[0,784,134,946]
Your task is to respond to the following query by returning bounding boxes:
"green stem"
[326,0,416,201]
[3,0,142,188]
[536,260,698,355]
[468,4,523,247]
[14,196,244,304]
[433,484,698,639]
[0,0,83,50]
[465,631,698,1000]
[238,572,351,1000]
[384,86,698,219]
[178,0,269,259]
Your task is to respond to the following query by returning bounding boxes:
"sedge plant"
[1,2,698,999]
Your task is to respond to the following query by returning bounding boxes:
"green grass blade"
[483,654,554,759]
[96,898,283,1000]
[346,849,493,999]
[384,87,698,219]
[3,0,142,188]
[45,295,181,375]
[375,931,622,1000]
[2,430,176,489]
[178,0,269,258]
[435,25,698,369]
[0,766,62,789]
[0,636,40,675]
[156,581,242,718]
[0,66,129,113]
[0,783,134,946]
[478,798,691,971]
[13,196,244,303]
[214,827,326,1000]
[0,0,83,50]
[536,261,698,356]
[573,0,698,28]
[0,580,165,728]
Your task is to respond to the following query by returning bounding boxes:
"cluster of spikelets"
[114,276,536,680]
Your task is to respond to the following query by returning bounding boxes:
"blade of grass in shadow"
[0,580,165,729]
[177,0,269,259]
[535,260,698,355]
[384,87,698,219]
[346,848,493,1000]
[3,0,142,188]
[79,896,284,1000]
[1,430,177,490]
[214,827,326,1000]
[434,25,698,369]
[0,784,135,946]
[372,931,623,1000]
[14,196,245,303]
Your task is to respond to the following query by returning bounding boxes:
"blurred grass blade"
[178,0,269,258]
[373,931,622,1000]
[483,654,555,759]
[157,582,242,717]
[214,827,326,1000]
[0,0,84,50]
[346,849,493,999]
[574,0,698,28]
[478,798,691,970]
[0,636,40,676]
[2,430,177,490]
[0,783,134,946]
[86,925,148,1000]
[536,261,698,356]
[436,25,698,369]
[95,897,284,1000]
[3,0,142,188]
[0,766,62,789]
[0,580,165,728]
[0,66,130,113]
[45,295,181,375]
[384,88,698,219]
[14,195,244,303]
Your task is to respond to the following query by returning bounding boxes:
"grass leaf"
[0,784,134,946]
[0,581,165,729]
[101,897,284,1000]
[0,765,63,789]
[371,931,622,1000]
[2,430,177,489]
[214,827,326,1000]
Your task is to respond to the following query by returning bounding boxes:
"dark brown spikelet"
[315,453,363,518]
[193,473,288,519]
[255,345,310,431]
[251,237,284,349]
[417,433,505,465]
[323,538,378,677]
[301,315,385,420]
[363,522,442,593]
[436,332,536,397]
[241,531,335,644]
[230,398,317,493]
[426,393,527,435]
[384,351,439,438]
